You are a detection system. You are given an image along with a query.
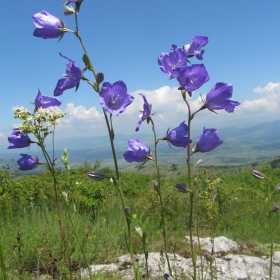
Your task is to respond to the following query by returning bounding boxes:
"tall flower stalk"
[69,3,139,278]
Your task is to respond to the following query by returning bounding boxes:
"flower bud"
[164,273,174,280]
[96,72,104,84]
[63,5,75,16]
[204,253,212,262]
[252,170,266,179]
[135,225,143,237]
[176,183,188,193]
[272,205,279,212]
[152,180,160,194]
[124,206,131,217]
[194,158,203,167]
[88,171,111,181]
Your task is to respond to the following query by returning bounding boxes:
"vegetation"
[0,158,280,279]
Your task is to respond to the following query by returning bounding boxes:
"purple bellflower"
[166,121,192,148]
[158,45,187,78]
[183,36,208,60]
[33,11,64,39]
[100,81,134,114]
[35,90,61,110]
[7,129,32,149]
[205,83,240,113]
[177,64,209,92]
[123,139,150,163]
[17,154,39,171]
[195,127,223,153]
[135,93,152,131]
[54,53,82,96]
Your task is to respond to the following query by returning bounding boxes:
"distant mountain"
[2,120,280,170]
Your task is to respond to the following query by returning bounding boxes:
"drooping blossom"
[177,64,209,92]
[123,139,150,163]
[54,53,82,96]
[7,129,32,149]
[166,121,191,148]
[35,90,61,110]
[205,83,240,113]
[183,36,208,60]
[158,45,187,78]
[195,127,223,153]
[176,183,188,193]
[135,93,151,131]
[17,154,39,171]
[88,171,111,181]
[33,11,64,39]
[100,81,134,114]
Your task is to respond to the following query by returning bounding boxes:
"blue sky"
[2,0,280,152]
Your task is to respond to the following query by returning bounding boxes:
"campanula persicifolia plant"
[6,2,241,279]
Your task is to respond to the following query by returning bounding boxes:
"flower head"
[17,154,39,171]
[183,36,208,60]
[33,11,64,39]
[100,81,134,114]
[205,83,240,113]
[123,139,150,163]
[35,90,61,110]
[54,53,82,96]
[167,121,191,148]
[135,93,151,131]
[7,129,32,149]
[196,127,223,152]
[158,45,187,78]
[177,64,209,92]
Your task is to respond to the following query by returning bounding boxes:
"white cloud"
[53,82,280,139]
[238,82,280,115]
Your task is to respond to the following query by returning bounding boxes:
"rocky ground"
[80,236,280,280]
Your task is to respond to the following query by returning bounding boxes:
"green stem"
[182,92,197,280]
[37,136,72,279]
[150,118,172,275]
[267,178,273,280]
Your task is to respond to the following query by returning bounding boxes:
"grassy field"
[0,159,280,279]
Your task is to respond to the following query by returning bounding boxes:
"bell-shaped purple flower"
[123,139,150,163]
[177,64,209,92]
[17,154,39,171]
[135,93,151,131]
[35,90,61,110]
[196,127,223,152]
[205,83,240,113]
[33,11,63,39]
[54,53,82,96]
[100,81,134,114]
[167,121,192,148]
[158,45,187,78]
[7,129,32,149]
[183,36,208,60]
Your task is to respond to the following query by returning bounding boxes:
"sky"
[1,0,280,153]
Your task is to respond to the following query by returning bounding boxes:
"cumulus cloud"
[238,82,280,115]
[53,82,280,139]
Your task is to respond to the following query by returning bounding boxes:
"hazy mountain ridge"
[1,120,280,170]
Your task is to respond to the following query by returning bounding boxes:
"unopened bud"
[194,159,203,167]
[135,225,143,237]
[272,205,279,212]
[63,5,75,16]
[62,191,68,202]
[164,273,174,280]
[252,170,266,179]
[204,253,212,262]
[96,72,104,84]
[176,183,188,193]
[124,206,131,217]
[88,171,111,181]
[152,180,160,194]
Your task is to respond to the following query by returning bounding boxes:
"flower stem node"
[124,206,131,217]
[152,180,160,195]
